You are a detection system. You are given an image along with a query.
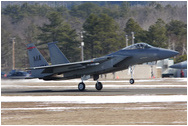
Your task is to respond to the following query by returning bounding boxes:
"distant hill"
[1,1,187,9]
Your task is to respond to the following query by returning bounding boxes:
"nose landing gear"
[129,78,134,84]
[129,66,135,84]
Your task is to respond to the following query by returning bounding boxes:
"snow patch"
[1,95,187,104]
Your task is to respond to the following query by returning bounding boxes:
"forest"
[1,1,187,72]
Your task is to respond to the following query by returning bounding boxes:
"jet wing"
[27,55,114,74]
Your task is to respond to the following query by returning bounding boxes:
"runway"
[1,87,186,96]
[1,78,187,125]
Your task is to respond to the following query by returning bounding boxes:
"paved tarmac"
[1,87,186,96]
[1,78,187,125]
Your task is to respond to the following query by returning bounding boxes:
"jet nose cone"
[158,49,179,59]
[169,50,179,57]
[170,64,179,69]
[170,61,187,69]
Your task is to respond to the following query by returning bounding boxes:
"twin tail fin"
[48,42,70,65]
[27,43,49,67]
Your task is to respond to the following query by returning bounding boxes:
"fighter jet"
[27,42,178,91]
[170,61,187,69]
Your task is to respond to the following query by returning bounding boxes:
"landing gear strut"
[129,66,135,84]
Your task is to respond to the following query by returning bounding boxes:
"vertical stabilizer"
[48,42,70,65]
[27,43,49,67]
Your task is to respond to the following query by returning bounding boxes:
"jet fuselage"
[60,43,178,79]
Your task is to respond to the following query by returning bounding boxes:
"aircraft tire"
[78,82,85,91]
[130,78,134,84]
[95,82,103,90]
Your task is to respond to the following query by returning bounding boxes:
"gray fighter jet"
[27,42,178,91]
[170,61,187,69]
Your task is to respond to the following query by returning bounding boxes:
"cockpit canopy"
[122,43,153,50]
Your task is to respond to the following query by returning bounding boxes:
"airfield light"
[80,30,85,61]
[81,34,83,39]
[81,42,84,46]
[125,35,128,47]
[81,42,84,61]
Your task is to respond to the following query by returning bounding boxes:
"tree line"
[1,2,187,72]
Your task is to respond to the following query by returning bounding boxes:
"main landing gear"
[94,74,103,90]
[95,81,103,90]
[78,75,103,91]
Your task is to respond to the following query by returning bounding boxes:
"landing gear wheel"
[130,78,134,84]
[95,82,103,90]
[78,82,85,91]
